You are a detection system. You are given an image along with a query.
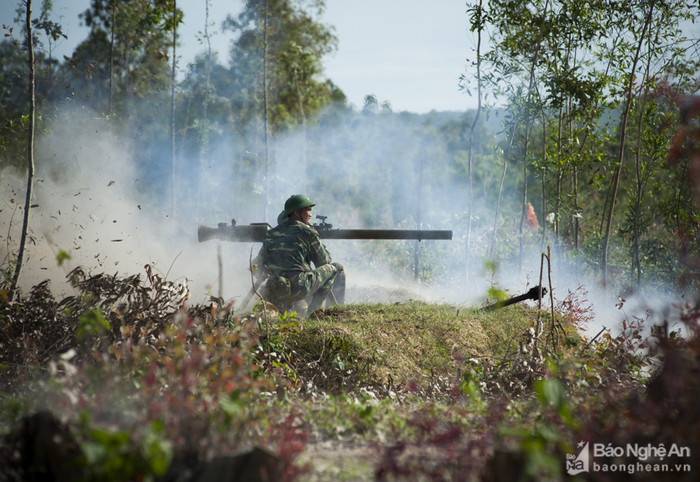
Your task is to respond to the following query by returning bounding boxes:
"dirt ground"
[301,440,380,481]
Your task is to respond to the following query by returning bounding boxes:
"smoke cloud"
[1,107,254,305]
[0,102,688,341]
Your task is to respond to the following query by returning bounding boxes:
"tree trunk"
[414,157,425,280]
[601,0,655,290]
[262,0,271,221]
[573,164,580,278]
[197,0,212,218]
[10,0,36,302]
[540,111,547,253]
[518,124,531,273]
[553,103,563,269]
[109,0,115,114]
[170,0,178,224]
[632,105,644,291]
[631,38,654,292]
[465,0,484,282]
[293,63,308,191]
[489,132,510,258]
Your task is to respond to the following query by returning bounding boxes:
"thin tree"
[540,109,547,252]
[517,109,534,273]
[170,0,177,223]
[464,0,485,282]
[601,0,656,290]
[286,42,310,186]
[10,0,36,302]
[262,0,271,220]
[200,0,212,163]
[489,67,539,261]
[222,0,337,217]
[196,0,213,217]
[414,156,425,280]
[486,0,548,259]
[629,42,655,292]
[514,1,550,274]
[109,0,115,113]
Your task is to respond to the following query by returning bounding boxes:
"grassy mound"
[255,301,543,395]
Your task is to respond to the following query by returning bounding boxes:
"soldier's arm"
[308,231,332,267]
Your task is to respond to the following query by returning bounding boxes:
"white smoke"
[1,106,256,306]
[0,103,689,342]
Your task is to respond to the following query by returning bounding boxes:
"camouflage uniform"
[255,217,344,314]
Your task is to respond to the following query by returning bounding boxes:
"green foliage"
[72,0,180,113]
[0,268,313,478]
[463,0,699,294]
[3,1,696,293]
[56,249,71,267]
[460,365,484,403]
[534,376,574,427]
[76,307,111,341]
[487,285,508,303]
[78,413,172,481]
[221,0,338,133]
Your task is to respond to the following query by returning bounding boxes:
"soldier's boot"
[306,263,345,315]
[289,299,308,316]
[330,267,346,305]
[306,291,328,315]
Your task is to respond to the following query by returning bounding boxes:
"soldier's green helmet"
[283,194,315,216]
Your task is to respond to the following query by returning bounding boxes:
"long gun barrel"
[315,229,452,240]
[198,218,453,243]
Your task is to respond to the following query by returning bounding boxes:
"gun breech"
[198,223,270,243]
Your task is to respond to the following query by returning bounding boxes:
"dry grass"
[257,301,541,393]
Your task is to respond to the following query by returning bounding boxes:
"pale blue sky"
[2,0,475,113]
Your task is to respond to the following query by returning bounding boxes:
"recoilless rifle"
[198,216,454,243]
[198,216,453,309]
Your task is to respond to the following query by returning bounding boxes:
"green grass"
[256,300,544,394]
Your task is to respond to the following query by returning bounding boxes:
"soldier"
[254,194,345,315]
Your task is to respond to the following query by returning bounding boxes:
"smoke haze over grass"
[0,103,689,342]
